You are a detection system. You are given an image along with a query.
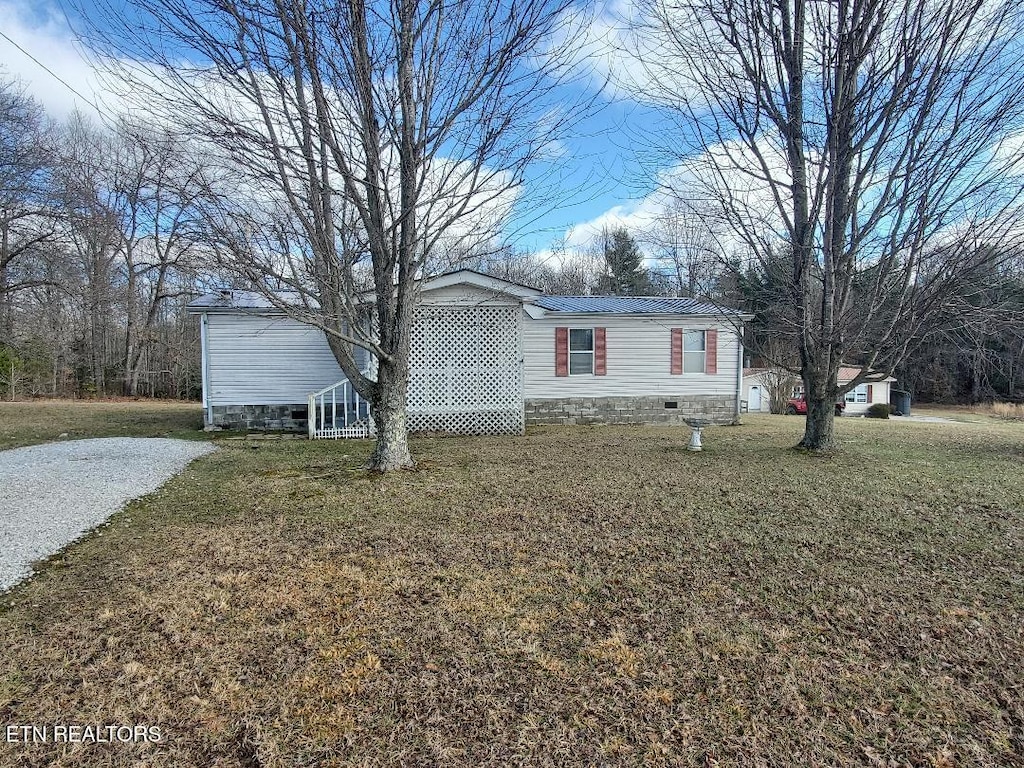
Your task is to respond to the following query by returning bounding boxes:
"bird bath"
[683,418,709,451]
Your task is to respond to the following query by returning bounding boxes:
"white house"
[187,270,751,436]
[743,366,897,416]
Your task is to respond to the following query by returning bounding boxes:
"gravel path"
[0,437,216,592]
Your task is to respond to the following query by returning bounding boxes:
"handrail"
[310,378,349,399]
[308,376,373,439]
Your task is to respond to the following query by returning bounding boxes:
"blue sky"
[0,0,677,259]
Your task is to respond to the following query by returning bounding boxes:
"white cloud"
[558,136,795,263]
[563,198,664,248]
[0,1,108,118]
[546,1,651,101]
[547,0,723,105]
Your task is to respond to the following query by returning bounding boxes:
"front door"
[749,385,762,411]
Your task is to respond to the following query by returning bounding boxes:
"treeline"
[3,74,1022,405]
[0,80,208,400]
[473,226,1024,405]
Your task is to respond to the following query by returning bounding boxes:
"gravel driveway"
[0,437,216,592]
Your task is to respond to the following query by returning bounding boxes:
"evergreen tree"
[598,228,652,295]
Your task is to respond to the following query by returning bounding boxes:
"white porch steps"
[308,379,374,439]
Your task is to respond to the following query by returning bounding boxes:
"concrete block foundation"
[209,395,738,433]
[524,395,736,426]
[208,404,309,432]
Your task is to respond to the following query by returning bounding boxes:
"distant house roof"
[531,295,744,316]
[744,366,896,384]
[837,366,897,384]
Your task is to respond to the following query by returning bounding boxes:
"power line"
[0,28,108,119]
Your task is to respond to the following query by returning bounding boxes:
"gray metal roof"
[533,295,739,315]
[188,287,743,317]
[187,290,308,311]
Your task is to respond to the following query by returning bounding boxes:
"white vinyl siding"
[844,380,892,415]
[205,314,363,406]
[524,315,738,398]
[419,283,524,305]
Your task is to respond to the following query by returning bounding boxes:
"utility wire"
[0,28,109,120]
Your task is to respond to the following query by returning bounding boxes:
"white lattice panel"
[407,305,523,435]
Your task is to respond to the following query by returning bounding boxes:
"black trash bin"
[890,389,911,416]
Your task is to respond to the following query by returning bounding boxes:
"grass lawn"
[1,412,1022,766]
[0,399,206,450]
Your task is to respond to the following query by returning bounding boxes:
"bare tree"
[645,199,723,298]
[0,76,55,339]
[82,0,584,470]
[108,121,207,396]
[55,115,125,395]
[633,0,1024,449]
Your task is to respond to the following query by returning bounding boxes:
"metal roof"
[187,290,300,311]
[188,286,745,317]
[532,295,740,315]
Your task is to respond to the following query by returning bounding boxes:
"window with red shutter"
[682,330,705,373]
[555,327,568,377]
[671,328,682,375]
[705,329,718,374]
[594,328,606,375]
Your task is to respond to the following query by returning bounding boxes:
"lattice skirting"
[315,421,374,439]
[407,409,523,436]
[406,304,523,436]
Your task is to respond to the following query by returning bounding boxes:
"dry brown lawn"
[0,399,204,450]
[1,413,1022,766]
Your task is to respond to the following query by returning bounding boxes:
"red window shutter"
[866,384,873,403]
[705,329,718,374]
[671,328,683,375]
[595,327,607,375]
[555,327,568,377]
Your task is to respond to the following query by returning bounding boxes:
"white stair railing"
[308,379,374,439]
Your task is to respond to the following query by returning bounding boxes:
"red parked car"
[786,394,845,416]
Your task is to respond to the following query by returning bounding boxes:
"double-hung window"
[845,384,869,403]
[671,328,718,375]
[568,328,594,375]
[683,330,706,373]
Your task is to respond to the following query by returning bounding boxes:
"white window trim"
[682,329,706,374]
[845,384,868,403]
[568,327,595,376]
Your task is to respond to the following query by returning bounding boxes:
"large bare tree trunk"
[799,397,837,451]
[369,358,413,471]
[798,357,842,450]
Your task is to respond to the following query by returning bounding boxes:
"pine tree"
[598,228,652,295]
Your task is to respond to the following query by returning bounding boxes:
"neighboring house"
[743,366,897,416]
[741,368,797,414]
[187,270,751,436]
[833,367,898,415]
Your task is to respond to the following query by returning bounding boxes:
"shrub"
[866,403,890,419]
[990,402,1024,421]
